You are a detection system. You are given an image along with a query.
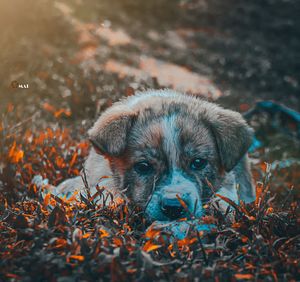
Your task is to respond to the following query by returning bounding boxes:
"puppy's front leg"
[148,220,215,240]
[54,176,85,197]
[35,148,115,202]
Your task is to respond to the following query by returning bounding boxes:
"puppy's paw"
[32,175,57,198]
[148,219,215,240]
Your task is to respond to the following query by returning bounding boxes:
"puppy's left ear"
[88,105,137,156]
[207,108,254,172]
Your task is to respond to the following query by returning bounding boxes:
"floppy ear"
[88,105,137,156]
[207,108,254,172]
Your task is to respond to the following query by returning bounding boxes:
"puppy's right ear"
[88,105,137,156]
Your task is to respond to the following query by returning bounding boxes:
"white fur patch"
[161,115,179,168]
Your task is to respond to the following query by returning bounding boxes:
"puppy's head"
[88,90,253,222]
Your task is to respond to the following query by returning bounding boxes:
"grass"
[0,109,299,281]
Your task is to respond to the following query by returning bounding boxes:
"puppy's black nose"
[161,196,184,220]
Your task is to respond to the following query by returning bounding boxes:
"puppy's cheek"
[129,176,152,205]
[110,159,131,189]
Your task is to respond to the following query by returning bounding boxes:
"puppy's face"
[115,112,220,221]
[88,93,253,222]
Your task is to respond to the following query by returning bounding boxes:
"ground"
[0,0,299,281]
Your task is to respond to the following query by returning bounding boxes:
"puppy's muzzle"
[160,193,189,220]
[145,171,202,222]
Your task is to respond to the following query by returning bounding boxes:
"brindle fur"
[56,90,255,221]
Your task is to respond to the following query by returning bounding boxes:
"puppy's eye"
[134,161,153,175]
[190,158,208,170]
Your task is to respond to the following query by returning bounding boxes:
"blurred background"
[0,0,299,186]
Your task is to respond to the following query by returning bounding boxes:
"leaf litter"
[0,107,299,281]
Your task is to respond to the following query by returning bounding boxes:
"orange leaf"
[99,229,110,238]
[234,274,254,280]
[144,227,161,239]
[216,193,241,212]
[113,197,124,206]
[65,190,79,203]
[127,268,137,274]
[241,236,249,243]
[8,141,16,158]
[14,150,24,163]
[113,237,123,247]
[255,182,263,206]
[176,194,188,210]
[43,102,55,113]
[232,222,241,228]
[8,142,24,163]
[69,152,78,168]
[260,162,267,172]
[54,109,71,118]
[44,193,51,206]
[177,237,197,247]
[142,241,161,252]
[56,156,65,168]
[69,255,85,262]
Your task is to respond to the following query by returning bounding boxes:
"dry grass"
[0,109,299,281]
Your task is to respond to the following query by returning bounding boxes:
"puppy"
[55,89,255,222]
